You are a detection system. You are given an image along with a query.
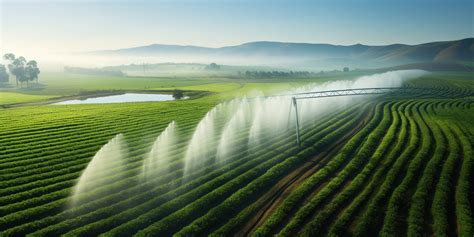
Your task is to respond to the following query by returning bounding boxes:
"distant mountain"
[90,38,474,69]
[99,44,214,55]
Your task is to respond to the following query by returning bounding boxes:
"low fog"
[6,50,393,73]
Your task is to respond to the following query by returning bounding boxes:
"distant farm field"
[24,72,226,95]
[0,71,472,236]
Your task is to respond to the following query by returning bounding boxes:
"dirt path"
[238,108,373,236]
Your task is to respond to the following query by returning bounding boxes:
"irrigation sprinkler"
[289,86,445,147]
[292,97,301,147]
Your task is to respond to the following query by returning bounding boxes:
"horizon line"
[89,37,474,53]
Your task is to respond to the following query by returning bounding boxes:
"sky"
[0,0,473,56]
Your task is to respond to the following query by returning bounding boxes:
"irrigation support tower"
[290,87,445,146]
[292,97,302,146]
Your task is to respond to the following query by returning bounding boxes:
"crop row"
[137,103,375,237]
[380,101,434,236]
[1,101,360,233]
[431,125,461,237]
[99,105,363,236]
[406,100,447,236]
[0,108,205,166]
[327,99,412,236]
[277,101,392,236]
[193,103,373,237]
[351,99,422,236]
[210,103,374,236]
[298,100,405,236]
[249,101,382,236]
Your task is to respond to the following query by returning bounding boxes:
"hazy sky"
[1,0,473,56]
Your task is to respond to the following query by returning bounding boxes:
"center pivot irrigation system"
[288,87,446,146]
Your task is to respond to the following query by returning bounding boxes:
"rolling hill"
[90,38,474,69]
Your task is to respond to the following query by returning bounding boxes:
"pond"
[54,93,177,105]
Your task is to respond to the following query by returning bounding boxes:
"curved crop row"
[277,101,392,236]
[298,100,404,236]
[327,99,412,236]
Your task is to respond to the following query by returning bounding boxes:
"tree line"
[64,66,125,77]
[239,70,315,79]
[1,53,41,88]
[205,63,221,70]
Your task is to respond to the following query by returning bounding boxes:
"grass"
[157,82,243,93]
[20,72,226,95]
[0,92,56,105]
[0,70,366,105]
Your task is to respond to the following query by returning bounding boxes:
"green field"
[0,71,362,105]
[0,71,473,236]
[0,92,55,105]
[3,72,226,95]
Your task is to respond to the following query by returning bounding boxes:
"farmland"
[0,70,472,236]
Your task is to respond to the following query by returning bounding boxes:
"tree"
[0,64,9,83]
[205,63,220,70]
[173,89,184,99]
[25,60,40,85]
[3,53,15,62]
[3,54,40,88]
[3,53,17,87]
[343,67,350,72]
[14,57,28,87]
[3,54,27,87]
